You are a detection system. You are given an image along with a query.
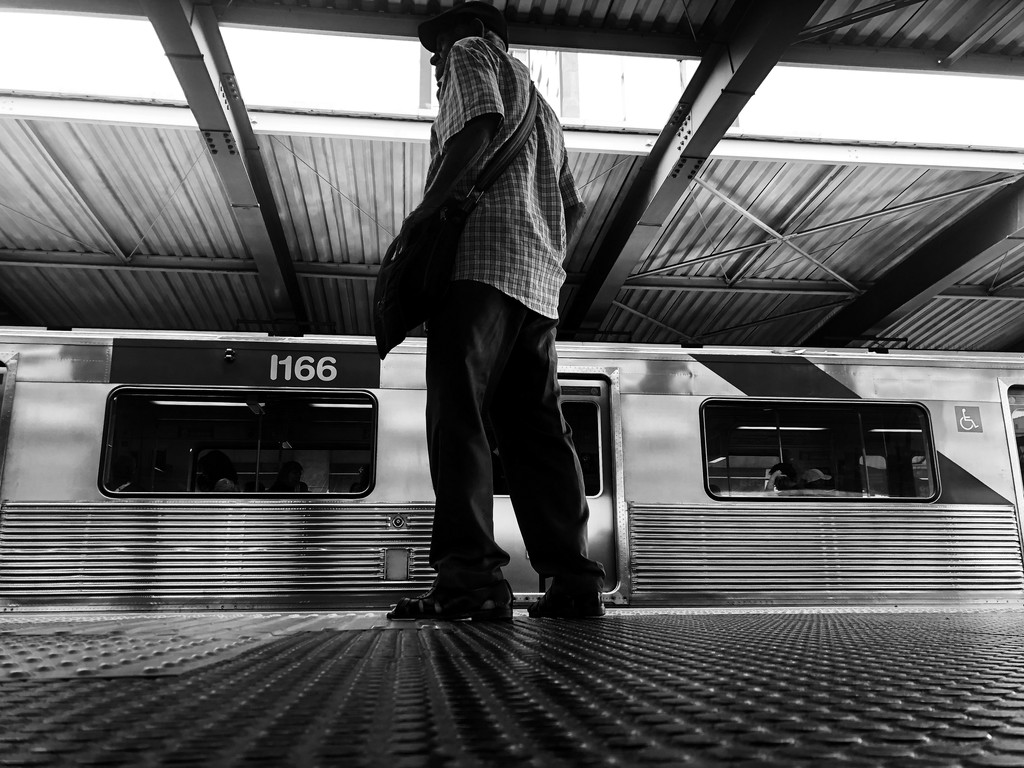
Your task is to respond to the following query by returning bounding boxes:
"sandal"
[387,580,514,621]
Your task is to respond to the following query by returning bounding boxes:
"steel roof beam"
[805,176,1024,347]
[560,0,825,339]
[627,278,1024,302]
[7,95,1024,172]
[11,250,1024,306]
[624,276,858,296]
[0,249,372,280]
[946,285,1024,302]
[780,44,1024,77]
[0,0,140,16]
[142,0,306,333]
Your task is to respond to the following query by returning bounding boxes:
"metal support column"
[143,0,307,333]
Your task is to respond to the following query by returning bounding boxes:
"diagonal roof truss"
[806,175,1024,347]
[559,0,826,339]
[141,0,307,333]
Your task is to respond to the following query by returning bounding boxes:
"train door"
[491,376,617,598]
[0,357,15,496]
[1008,386,1024,498]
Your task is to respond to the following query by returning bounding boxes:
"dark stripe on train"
[690,354,860,400]
[936,452,1012,506]
[110,339,381,389]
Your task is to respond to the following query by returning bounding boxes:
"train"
[1,327,1022,611]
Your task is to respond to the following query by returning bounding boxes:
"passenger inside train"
[270,461,308,492]
[195,450,240,493]
[766,461,799,491]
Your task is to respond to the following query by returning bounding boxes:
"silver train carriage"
[1,328,1023,611]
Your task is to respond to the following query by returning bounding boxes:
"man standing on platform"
[387,2,605,621]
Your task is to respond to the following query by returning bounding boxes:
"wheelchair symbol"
[956,406,983,433]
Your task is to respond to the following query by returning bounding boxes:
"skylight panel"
[0,11,184,101]
[737,65,1024,150]
[220,26,684,129]
[220,27,424,116]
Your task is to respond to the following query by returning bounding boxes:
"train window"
[101,389,376,496]
[491,400,602,497]
[703,401,936,500]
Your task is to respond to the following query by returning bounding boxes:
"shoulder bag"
[373,86,539,360]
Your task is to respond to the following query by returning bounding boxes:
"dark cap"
[417,2,508,53]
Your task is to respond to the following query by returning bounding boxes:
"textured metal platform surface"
[0,613,381,679]
[3,608,1024,766]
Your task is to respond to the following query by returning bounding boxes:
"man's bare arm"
[397,113,501,246]
[565,201,586,242]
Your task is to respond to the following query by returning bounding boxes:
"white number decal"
[270,354,292,381]
[317,356,338,381]
[269,354,341,383]
[294,356,315,381]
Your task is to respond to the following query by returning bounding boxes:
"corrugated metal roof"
[0,265,272,331]
[565,152,644,275]
[2,109,1021,344]
[637,161,1008,287]
[0,119,247,261]
[807,0,1024,57]
[606,158,1017,348]
[230,0,701,38]
[958,239,1024,288]
[223,0,1024,61]
[2,0,1024,348]
[885,297,1024,351]
[266,134,425,266]
[300,273,377,337]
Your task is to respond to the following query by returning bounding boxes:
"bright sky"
[2,11,1024,149]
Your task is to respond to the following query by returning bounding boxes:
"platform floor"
[3,607,1024,766]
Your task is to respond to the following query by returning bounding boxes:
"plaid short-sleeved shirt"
[427,33,582,319]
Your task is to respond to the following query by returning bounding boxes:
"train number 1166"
[270,354,338,382]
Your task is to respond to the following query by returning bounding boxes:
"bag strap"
[463,85,539,207]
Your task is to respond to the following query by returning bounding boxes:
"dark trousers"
[425,280,606,592]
